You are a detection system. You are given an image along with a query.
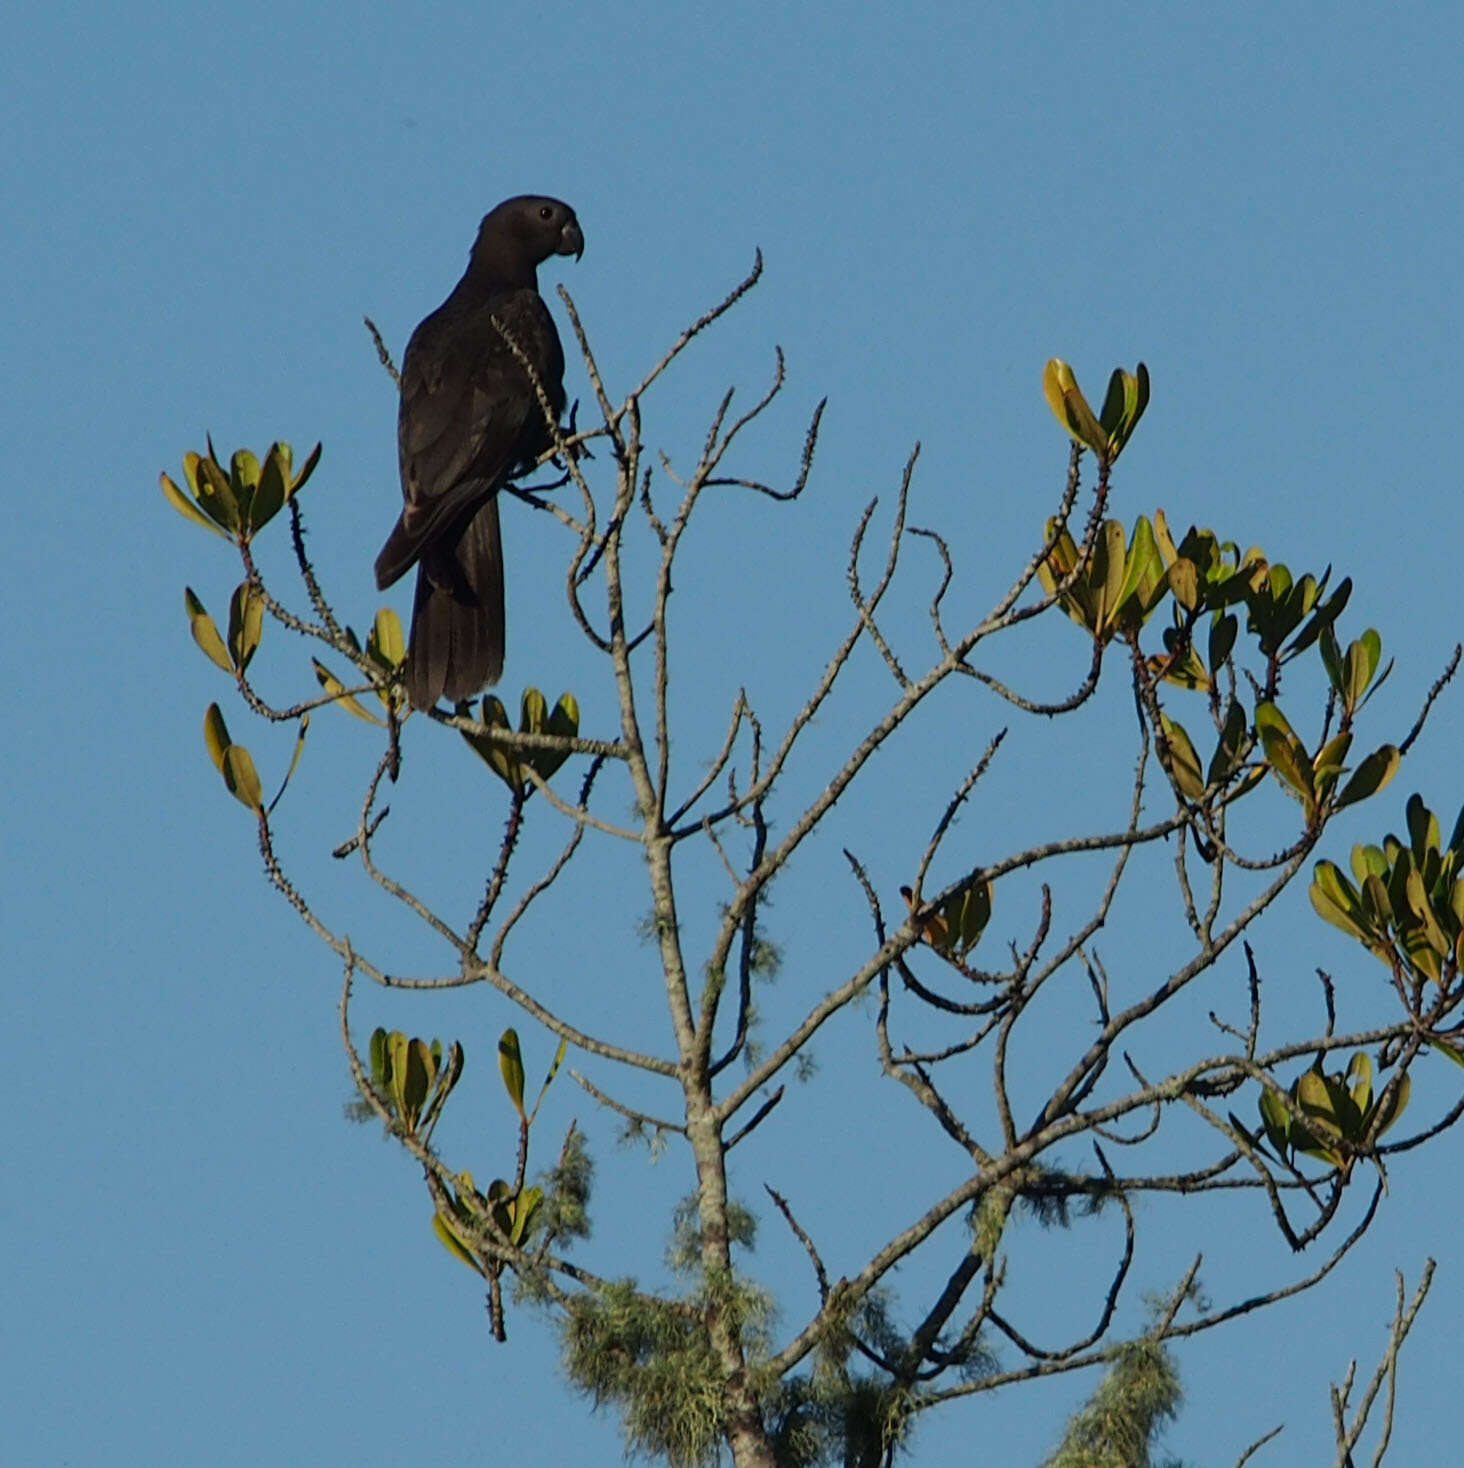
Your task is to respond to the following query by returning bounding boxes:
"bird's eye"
[538,205,554,221]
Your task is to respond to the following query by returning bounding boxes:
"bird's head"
[475,195,584,278]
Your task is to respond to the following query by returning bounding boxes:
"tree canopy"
[163,260,1460,1468]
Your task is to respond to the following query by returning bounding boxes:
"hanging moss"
[560,1277,775,1468]
[1043,1340,1183,1468]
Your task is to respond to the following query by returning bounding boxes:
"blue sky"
[6,3,1462,1464]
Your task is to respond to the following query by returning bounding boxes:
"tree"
[162,257,1461,1467]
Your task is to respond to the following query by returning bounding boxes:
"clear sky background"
[5,3,1462,1465]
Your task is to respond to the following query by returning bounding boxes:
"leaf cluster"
[161,438,320,542]
[1312,795,1464,993]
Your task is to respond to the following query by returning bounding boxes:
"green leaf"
[1372,1071,1410,1134]
[1091,519,1127,634]
[1344,630,1383,714]
[1114,515,1167,627]
[368,1026,390,1089]
[1167,557,1199,612]
[203,703,232,772]
[1295,1067,1336,1125]
[1096,363,1150,460]
[312,659,384,725]
[1159,715,1206,801]
[289,441,322,495]
[433,1210,487,1275]
[267,714,309,816]
[368,606,406,669]
[1346,1052,1372,1116]
[1043,358,1107,457]
[1098,367,1129,440]
[1258,1086,1292,1157]
[1208,612,1238,671]
[1406,793,1441,863]
[161,471,229,537]
[1333,745,1400,811]
[498,1029,527,1118]
[529,1037,569,1123]
[400,1037,433,1128]
[185,588,233,672]
[1311,730,1353,802]
[386,1030,410,1118]
[420,1038,466,1135]
[1351,844,1389,883]
[530,692,581,781]
[462,694,524,792]
[1310,860,1372,945]
[221,744,264,812]
[1037,522,1099,632]
[251,443,289,530]
[521,686,549,738]
[227,581,263,671]
[229,449,261,526]
[1293,1068,1346,1164]
[1319,624,1344,697]
[1208,699,1249,787]
[510,1185,543,1245]
[1285,576,1351,660]
[1255,702,1314,810]
[193,452,240,533]
[1405,866,1452,960]
[1361,871,1395,930]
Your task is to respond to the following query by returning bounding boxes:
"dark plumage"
[375,195,583,709]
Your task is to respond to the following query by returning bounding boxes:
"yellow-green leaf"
[1159,715,1206,801]
[1346,1052,1372,1116]
[221,744,264,811]
[203,703,232,772]
[528,1036,569,1123]
[368,1026,391,1088]
[1043,358,1107,457]
[530,691,581,782]
[1372,1071,1410,1134]
[312,659,384,725]
[1333,745,1400,811]
[185,588,233,672]
[161,471,228,537]
[433,1210,486,1275]
[1258,1086,1291,1156]
[462,694,524,791]
[1312,730,1353,803]
[227,581,263,671]
[1167,556,1199,612]
[194,453,240,533]
[1344,630,1383,713]
[400,1037,433,1128]
[510,1185,543,1245]
[1092,519,1128,634]
[1255,702,1314,809]
[229,449,261,525]
[289,441,322,495]
[251,444,288,530]
[498,1029,526,1118]
[369,606,406,669]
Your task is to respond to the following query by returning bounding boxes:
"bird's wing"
[375,288,563,591]
[395,308,535,543]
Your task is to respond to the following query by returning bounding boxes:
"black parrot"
[374,195,583,710]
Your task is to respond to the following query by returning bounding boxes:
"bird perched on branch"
[374,195,584,710]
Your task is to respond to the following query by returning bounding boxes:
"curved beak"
[557,217,584,261]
